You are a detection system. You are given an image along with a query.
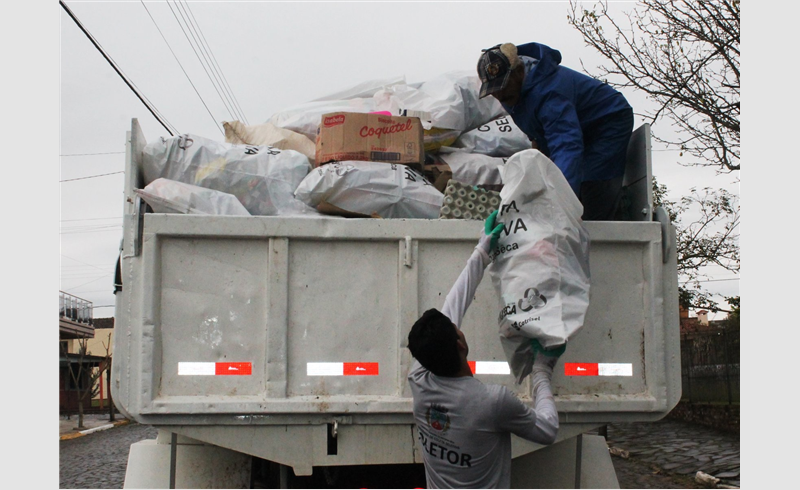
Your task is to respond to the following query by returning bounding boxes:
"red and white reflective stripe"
[307,362,379,376]
[565,363,632,376]
[178,362,252,376]
[467,361,511,375]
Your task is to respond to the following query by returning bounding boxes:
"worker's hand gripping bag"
[141,134,319,217]
[487,150,591,383]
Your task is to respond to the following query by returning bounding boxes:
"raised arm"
[440,210,504,328]
[495,344,563,444]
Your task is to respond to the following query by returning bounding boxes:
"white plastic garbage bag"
[487,150,591,383]
[135,178,251,216]
[436,148,505,191]
[373,71,505,132]
[267,98,377,141]
[267,76,408,140]
[452,115,533,157]
[454,73,509,132]
[294,161,444,219]
[141,133,318,216]
[309,75,407,102]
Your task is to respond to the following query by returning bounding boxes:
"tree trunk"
[77,394,85,429]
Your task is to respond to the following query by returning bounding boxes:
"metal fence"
[59,290,94,326]
[680,328,739,404]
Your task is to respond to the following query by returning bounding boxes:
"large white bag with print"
[487,150,591,383]
[294,161,444,219]
[452,115,532,157]
[142,134,317,216]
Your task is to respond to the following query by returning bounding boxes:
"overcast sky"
[55,0,742,320]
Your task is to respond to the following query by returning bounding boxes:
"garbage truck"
[113,117,680,488]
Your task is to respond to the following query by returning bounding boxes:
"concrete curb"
[60,419,131,441]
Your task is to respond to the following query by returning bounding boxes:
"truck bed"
[112,118,680,472]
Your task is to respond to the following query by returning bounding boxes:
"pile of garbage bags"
[136,70,590,380]
[138,71,536,220]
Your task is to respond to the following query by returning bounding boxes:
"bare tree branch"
[569,0,740,172]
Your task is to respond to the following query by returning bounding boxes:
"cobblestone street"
[59,420,157,489]
[59,416,738,488]
[606,419,740,489]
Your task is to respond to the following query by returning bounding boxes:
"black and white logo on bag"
[518,287,547,311]
[499,287,547,322]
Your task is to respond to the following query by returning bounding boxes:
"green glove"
[531,338,566,371]
[484,209,504,252]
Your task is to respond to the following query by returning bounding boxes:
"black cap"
[477,44,514,99]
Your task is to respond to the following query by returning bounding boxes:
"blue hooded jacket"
[504,42,632,194]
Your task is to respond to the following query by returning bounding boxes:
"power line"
[60,224,122,232]
[165,0,229,135]
[60,151,125,157]
[180,0,249,124]
[63,273,114,292]
[61,254,116,274]
[61,216,122,222]
[681,277,740,285]
[174,0,239,122]
[140,0,222,136]
[60,0,178,136]
[60,171,124,183]
[60,227,123,235]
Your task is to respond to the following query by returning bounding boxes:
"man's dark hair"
[408,308,461,376]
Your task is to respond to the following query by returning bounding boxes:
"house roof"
[93,317,114,329]
[59,352,106,366]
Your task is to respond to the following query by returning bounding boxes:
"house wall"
[87,327,114,407]
[59,366,92,413]
[63,327,115,408]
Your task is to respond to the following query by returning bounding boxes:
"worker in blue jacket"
[477,42,634,221]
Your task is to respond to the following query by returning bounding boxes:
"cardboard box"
[315,112,424,172]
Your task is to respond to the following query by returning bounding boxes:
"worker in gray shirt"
[407,211,563,488]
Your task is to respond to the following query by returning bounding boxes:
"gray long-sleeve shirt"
[408,246,559,488]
